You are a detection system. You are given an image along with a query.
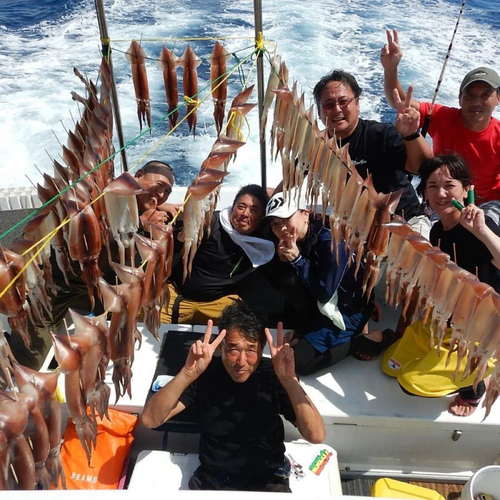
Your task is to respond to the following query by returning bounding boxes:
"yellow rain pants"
[382,319,495,397]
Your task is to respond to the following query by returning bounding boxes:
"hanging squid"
[178,45,202,136]
[67,204,102,310]
[125,40,151,131]
[103,172,145,266]
[0,247,31,348]
[209,41,231,135]
[158,46,179,130]
[10,360,66,489]
[51,333,97,466]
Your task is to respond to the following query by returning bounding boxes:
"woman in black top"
[382,154,500,417]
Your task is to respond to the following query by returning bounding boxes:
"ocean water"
[0,0,498,189]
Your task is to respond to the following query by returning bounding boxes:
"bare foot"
[448,396,478,416]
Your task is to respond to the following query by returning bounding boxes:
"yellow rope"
[243,53,259,89]
[170,193,192,225]
[255,31,265,51]
[0,218,68,301]
[255,32,276,55]
[224,110,251,143]
[183,96,199,105]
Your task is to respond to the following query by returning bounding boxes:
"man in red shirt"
[381,29,500,203]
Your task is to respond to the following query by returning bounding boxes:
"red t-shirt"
[419,102,500,202]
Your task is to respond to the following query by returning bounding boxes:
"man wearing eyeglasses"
[382,29,500,203]
[143,301,325,492]
[313,69,432,225]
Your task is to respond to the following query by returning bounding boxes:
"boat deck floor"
[341,477,463,498]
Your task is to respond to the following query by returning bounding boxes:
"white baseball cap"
[264,187,309,219]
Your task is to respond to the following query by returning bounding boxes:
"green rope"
[0,47,258,242]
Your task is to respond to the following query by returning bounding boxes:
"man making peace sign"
[142,301,325,492]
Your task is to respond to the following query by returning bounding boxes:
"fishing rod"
[421,0,467,138]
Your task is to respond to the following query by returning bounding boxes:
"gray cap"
[460,67,500,93]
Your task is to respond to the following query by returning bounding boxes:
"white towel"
[317,291,346,330]
[219,207,275,267]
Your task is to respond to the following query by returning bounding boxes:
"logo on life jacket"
[388,358,401,371]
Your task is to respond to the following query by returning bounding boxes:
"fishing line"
[111,36,256,43]
[421,0,467,137]
[112,43,256,63]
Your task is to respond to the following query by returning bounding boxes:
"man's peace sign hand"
[184,320,226,379]
[395,85,420,137]
[265,322,296,378]
[380,28,402,71]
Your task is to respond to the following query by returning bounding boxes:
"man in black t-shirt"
[312,70,433,356]
[142,301,325,492]
[313,69,432,224]
[161,184,276,325]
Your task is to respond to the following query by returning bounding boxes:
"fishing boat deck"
[42,319,500,482]
[2,194,500,490]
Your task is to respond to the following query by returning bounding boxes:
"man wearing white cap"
[263,188,373,375]
[382,29,500,203]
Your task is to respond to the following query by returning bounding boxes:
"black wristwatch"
[403,131,421,141]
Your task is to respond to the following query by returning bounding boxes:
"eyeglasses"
[321,96,357,110]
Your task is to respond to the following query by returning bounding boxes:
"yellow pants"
[381,320,495,398]
[160,282,240,326]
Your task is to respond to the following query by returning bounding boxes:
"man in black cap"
[382,29,500,203]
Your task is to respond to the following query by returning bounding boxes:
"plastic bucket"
[461,465,500,500]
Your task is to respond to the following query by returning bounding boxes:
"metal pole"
[253,0,267,188]
[95,0,129,172]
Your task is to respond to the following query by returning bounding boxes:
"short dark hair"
[313,69,362,108]
[137,161,174,182]
[232,184,269,211]
[218,301,266,347]
[417,154,471,198]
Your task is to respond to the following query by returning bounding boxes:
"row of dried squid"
[0,58,257,480]
[263,57,404,298]
[125,40,232,135]
[262,53,500,418]
[1,58,115,348]
[384,218,500,418]
[0,331,65,490]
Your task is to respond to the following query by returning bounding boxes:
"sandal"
[351,329,399,361]
[448,395,480,417]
